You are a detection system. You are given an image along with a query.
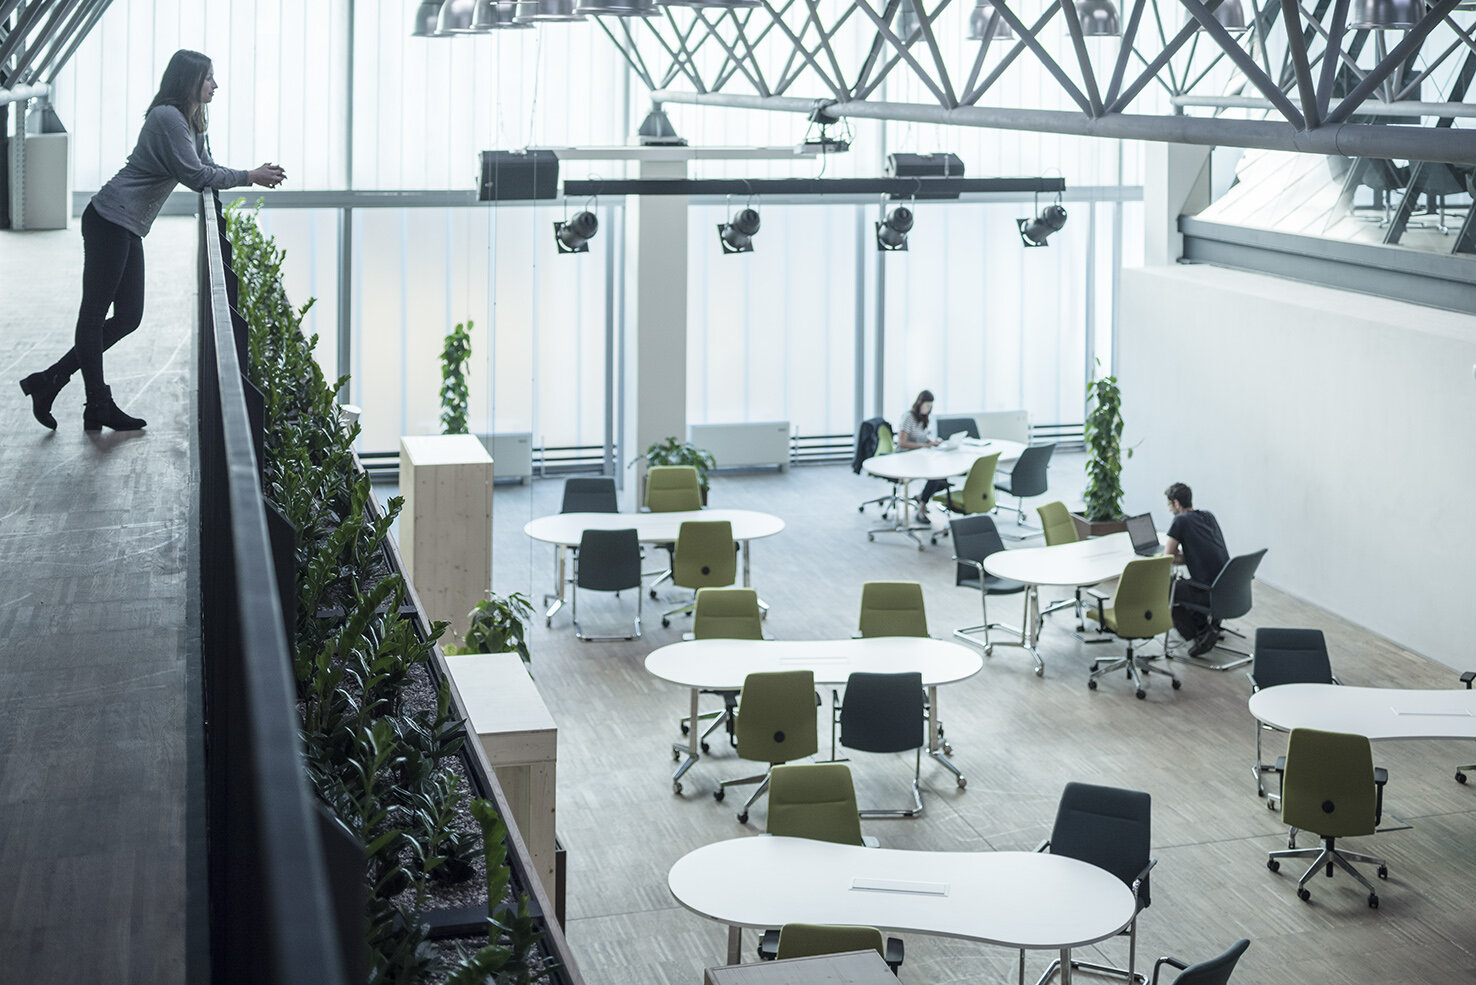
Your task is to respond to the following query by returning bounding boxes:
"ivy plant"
[441,320,473,435]
[1082,367,1132,522]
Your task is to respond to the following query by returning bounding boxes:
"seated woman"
[896,389,946,519]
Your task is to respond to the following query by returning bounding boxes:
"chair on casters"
[675,587,762,757]
[571,528,643,642]
[857,423,905,517]
[1247,628,1386,813]
[994,443,1055,537]
[947,515,1033,674]
[857,581,928,638]
[1150,940,1250,985]
[933,452,1002,524]
[644,465,704,596]
[1087,556,1179,699]
[833,671,940,813]
[934,416,979,439]
[1456,670,1475,784]
[1267,728,1389,908]
[1174,549,1268,671]
[772,925,903,975]
[715,670,819,824]
[1026,781,1155,985]
[1036,500,1089,623]
[661,521,738,627]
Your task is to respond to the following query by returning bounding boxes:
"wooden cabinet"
[399,434,493,642]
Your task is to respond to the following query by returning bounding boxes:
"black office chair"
[832,671,930,816]
[1248,628,1387,814]
[560,476,618,513]
[934,416,979,439]
[571,528,642,642]
[1175,549,1267,671]
[994,442,1055,535]
[1027,782,1154,985]
[948,515,1032,671]
[1150,939,1250,985]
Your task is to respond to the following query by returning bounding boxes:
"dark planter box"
[1071,513,1127,538]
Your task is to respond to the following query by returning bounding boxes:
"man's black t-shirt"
[1168,509,1229,584]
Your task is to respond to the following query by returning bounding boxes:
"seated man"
[1163,482,1230,657]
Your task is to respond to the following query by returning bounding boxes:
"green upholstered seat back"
[776,924,886,962]
[1104,555,1173,639]
[645,465,703,512]
[734,670,819,764]
[858,581,928,638]
[1037,500,1079,546]
[672,520,736,590]
[943,452,1001,514]
[876,424,895,455]
[1281,728,1378,838]
[692,587,763,640]
[767,763,865,845]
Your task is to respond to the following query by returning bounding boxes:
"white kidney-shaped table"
[645,636,983,793]
[860,438,1025,549]
[524,508,785,625]
[669,834,1136,978]
[981,531,1161,676]
[1248,683,1476,739]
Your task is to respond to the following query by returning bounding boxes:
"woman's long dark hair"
[146,49,212,133]
[910,389,935,428]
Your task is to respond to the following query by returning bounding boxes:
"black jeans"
[917,478,950,505]
[54,203,146,396]
[1172,579,1215,639]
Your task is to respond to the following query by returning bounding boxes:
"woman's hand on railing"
[249,163,287,188]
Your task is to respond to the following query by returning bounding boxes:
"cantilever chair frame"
[830,671,930,818]
[570,529,643,642]
[948,515,1037,675]
[1175,549,1268,672]
[993,442,1056,539]
[1149,939,1251,985]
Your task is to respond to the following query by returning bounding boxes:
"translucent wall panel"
[687,204,859,436]
[255,208,342,376]
[349,206,607,455]
[882,201,1089,426]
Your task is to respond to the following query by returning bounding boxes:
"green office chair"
[858,581,928,638]
[1035,499,1087,622]
[1086,555,1180,699]
[645,465,704,595]
[1267,728,1388,908]
[661,520,738,627]
[774,924,903,974]
[766,762,866,845]
[858,423,906,518]
[934,452,1001,516]
[1150,940,1250,985]
[676,587,763,756]
[715,670,819,824]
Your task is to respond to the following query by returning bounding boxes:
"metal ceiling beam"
[1172,93,1476,117]
[651,88,1476,165]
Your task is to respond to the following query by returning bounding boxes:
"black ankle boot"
[19,367,70,430]
[83,386,146,432]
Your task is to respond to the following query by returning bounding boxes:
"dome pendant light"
[1349,0,1419,29]
[1073,0,1121,36]
[968,1,1015,41]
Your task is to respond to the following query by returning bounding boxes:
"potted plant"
[440,319,473,435]
[643,436,717,504]
[1073,370,1132,538]
[445,591,534,664]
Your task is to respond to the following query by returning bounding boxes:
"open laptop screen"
[1124,513,1159,556]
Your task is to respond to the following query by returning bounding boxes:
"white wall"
[1117,263,1476,670]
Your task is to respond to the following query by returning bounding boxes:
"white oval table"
[1248,683,1476,740]
[860,439,1025,549]
[669,835,1136,977]
[524,508,786,625]
[646,636,983,791]
[981,532,1159,675]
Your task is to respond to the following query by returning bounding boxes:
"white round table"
[860,439,1025,549]
[524,508,785,625]
[669,835,1136,977]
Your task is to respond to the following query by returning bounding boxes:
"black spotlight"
[718,208,761,254]
[1017,204,1068,247]
[554,210,598,253]
[875,205,914,252]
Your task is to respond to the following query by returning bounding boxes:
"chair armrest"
[1462,670,1475,689]
[1150,956,1189,985]
[1247,672,1259,691]
[1033,838,1050,853]
[952,556,985,575]
[1331,675,1343,686]
[1084,587,1110,602]
[1130,857,1158,903]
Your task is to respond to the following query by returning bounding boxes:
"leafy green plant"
[445,593,533,665]
[1082,368,1132,522]
[441,319,473,435]
[642,436,717,491]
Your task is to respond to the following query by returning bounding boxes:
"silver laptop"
[941,430,968,450]
[1124,512,1160,556]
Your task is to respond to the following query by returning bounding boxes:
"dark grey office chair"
[560,476,618,513]
[832,671,930,816]
[571,528,642,641]
[948,515,1033,672]
[1457,670,1476,784]
[994,442,1055,534]
[934,416,979,439]
[1248,628,1387,814]
[1027,781,1154,985]
[1175,548,1267,670]
[1150,940,1250,985]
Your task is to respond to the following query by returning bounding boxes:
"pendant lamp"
[412,1,446,35]
[1073,0,1120,36]
[514,0,588,21]
[1349,0,1419,28]
[436,0,480,32]
[474,0,535,28]
[968,0,1015,40]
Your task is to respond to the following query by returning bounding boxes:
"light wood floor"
[468,465,1476,985]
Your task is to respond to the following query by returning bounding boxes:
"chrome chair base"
[715,769,772,823]
[1088,636,1180,698]
[858,747,926,819]
[1268,838,1388,904]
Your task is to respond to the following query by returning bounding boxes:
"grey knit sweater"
[90,105,249,237]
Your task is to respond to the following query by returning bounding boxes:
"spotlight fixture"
[436,0,480,33]
[1017,203,1068,247]
[968,1,1014,40]
[1072,0,1120,36]
[718,208,761,254]
[876,206,914,252]
[1349,0,1418,28]
[412,0,446,35]
[555,211,599,253]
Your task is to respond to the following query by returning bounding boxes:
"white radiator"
[688,421,791,471]
[476,432,533,483]
[955,410,1030,444]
